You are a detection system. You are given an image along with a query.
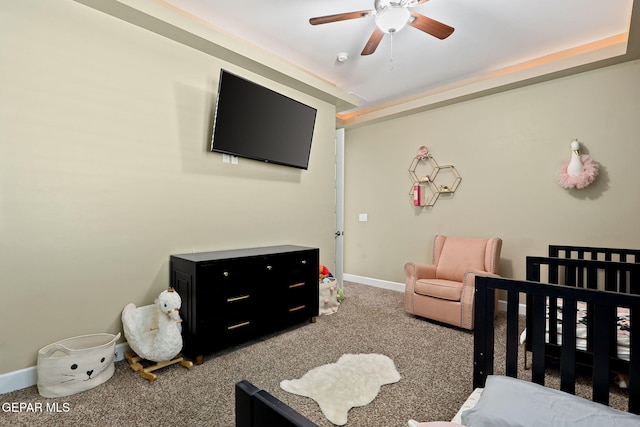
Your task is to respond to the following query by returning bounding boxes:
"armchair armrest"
[404,262,437,314]
[405,262,437,280]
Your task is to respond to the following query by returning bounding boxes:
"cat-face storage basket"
[37,332,120,398]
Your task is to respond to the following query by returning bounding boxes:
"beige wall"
[0,1,338,374]
[344,59,640,284]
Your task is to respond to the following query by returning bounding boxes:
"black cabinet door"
[197,259,261,352]
[265,250,319,328]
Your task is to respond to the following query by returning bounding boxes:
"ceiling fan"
[309,0,454,56]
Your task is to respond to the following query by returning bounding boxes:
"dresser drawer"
[279,301,316,327]
[199,260,254,297]
[257,253,314,277]
[219,291,257,323]
[221,316,258,344]
[282,280,313,307]
[193,315,259,353]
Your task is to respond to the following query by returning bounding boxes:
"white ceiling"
[161,0,634,117]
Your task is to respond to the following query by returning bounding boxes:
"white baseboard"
[343,273,405,292]
[0,366,37,396]
[0,343,129,395]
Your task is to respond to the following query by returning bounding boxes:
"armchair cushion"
[415,279,462,301]
[436,237,488,281]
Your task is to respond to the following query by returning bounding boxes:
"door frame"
[334,128,345,290]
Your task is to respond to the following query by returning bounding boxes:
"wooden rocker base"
[125,350,193,381]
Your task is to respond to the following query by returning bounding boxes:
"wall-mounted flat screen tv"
[210,69,318,170]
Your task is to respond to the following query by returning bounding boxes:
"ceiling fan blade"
[361,27,385,56]
[409,12,454,39]
[309,10,373,26]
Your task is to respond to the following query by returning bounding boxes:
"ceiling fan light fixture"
[374,0,408,11]
[375,6,411,33]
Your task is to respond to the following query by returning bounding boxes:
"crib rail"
[474,275,640,414]
[527,255,640,294]
[549,245,640,263]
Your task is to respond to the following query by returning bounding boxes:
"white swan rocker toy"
[122,288,193,381]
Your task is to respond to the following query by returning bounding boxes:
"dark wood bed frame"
[235,380,319,427]
[474,274,640,414]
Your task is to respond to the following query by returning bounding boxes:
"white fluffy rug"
[280,353,401,425]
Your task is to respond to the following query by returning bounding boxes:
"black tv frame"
[211,70,317,170]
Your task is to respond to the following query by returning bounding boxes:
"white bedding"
[451,388,483,424]
[520,299,631,361]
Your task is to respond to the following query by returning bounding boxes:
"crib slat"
[473,277,494,389]
[604,268,618,292]
[592,304,612,406]
[631,270,640,295]
[559,298,577,394]
[629,307,640,414]
[531,293,546,386]
[505,290,519,378]
[548,297,559,345]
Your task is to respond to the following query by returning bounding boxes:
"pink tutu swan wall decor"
[557,139,599,189]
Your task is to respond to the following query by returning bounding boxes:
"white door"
[334,128,345,290]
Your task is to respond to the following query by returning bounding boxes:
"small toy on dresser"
[121,288,193,381]
[319,264,343,315]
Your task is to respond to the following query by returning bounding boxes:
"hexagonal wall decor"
[409,181,440,207]
[409,155,438,184]
[432,164,462,194]
[408,149,462,207]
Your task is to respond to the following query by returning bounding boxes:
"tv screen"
[210,70,318,170]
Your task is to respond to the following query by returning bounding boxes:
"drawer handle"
[289,282,305,289]
[266,265,273,271]
[227,295,250,303]
[289,305,306,312]
[301,260,307,265]
[223,271,229,277]
[228,321,250,330]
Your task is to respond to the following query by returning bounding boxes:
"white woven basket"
[319,278,340,315]
[37,332,120,398]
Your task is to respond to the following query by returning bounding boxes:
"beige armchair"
[404,235,502,330]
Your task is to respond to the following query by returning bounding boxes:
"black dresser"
[170,245,319,363]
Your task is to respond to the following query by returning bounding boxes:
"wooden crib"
[474,274,640,414]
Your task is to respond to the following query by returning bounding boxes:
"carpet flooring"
[0,281,629,426]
